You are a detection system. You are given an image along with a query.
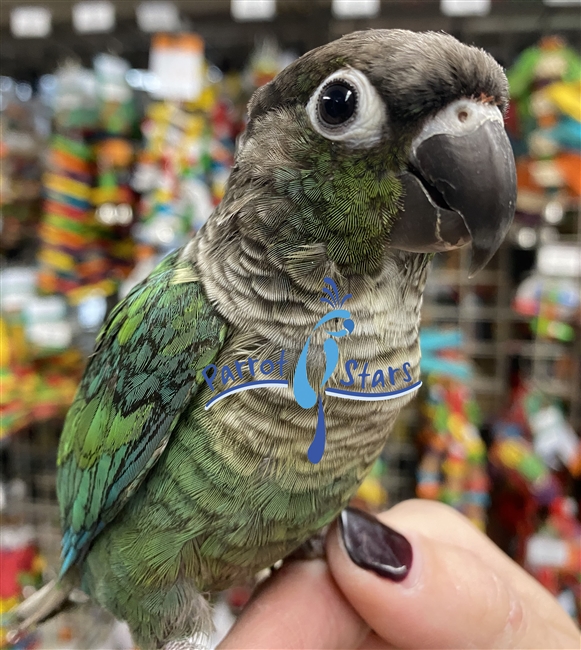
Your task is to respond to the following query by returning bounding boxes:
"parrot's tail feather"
[127,587,214,650]
[7,579,74,643]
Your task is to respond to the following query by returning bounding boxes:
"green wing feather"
[56,249,227,575]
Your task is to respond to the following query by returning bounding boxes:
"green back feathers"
[56,250,227,574]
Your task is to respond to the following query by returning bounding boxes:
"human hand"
[218,500,581,649]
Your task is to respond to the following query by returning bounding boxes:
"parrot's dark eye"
[306,68,386,146]
[318,81,357,126]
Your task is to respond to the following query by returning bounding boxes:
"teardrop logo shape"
[293,278,354,464]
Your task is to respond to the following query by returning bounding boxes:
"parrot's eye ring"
[318,80,357,127]
[306,67,387,147]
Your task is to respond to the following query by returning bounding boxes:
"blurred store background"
[0,0,580,648]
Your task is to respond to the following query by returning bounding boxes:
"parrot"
[10,29,516,650]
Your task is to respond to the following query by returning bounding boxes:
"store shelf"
[533,378,578,400]
[504,340,572,359]
[422,305,529,322]
[444,339,573,360]
[466,376,505,394]
[427,269,501,285]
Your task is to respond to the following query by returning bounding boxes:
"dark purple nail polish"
[339,507,412,582]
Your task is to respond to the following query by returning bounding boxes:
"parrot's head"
[236,29,516,277]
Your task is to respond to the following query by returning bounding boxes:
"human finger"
[327,502,580,649]
[218,559,369,649]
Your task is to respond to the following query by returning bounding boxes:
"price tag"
[332,0,379,18]
[440,0,490,16]
[72,1,116,34]
[0,268,37,312]
[231,0,276,21]
[149,34,204,102]
[136,2,180,32]
[530,405,581,470]
[24,296,73,350]
[529,160,566,188]
[10,6,51,38]
[27,322,73,349]
[538,243,581,278]
[526,535,567,568]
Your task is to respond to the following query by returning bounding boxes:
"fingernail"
[339,507,412,582]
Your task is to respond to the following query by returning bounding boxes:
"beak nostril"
[458,110,469,123]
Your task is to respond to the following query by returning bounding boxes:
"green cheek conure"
[11,29,516,649]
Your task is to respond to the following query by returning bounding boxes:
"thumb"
[326,501,580,649]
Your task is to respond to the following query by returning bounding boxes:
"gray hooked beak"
[389,99,517,276]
